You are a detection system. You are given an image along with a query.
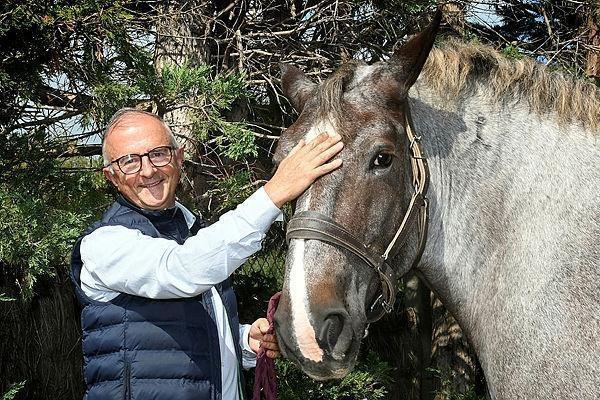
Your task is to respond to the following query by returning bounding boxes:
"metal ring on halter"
[381,300,393,313]
[367,294,387,323]
[369,294,383,314]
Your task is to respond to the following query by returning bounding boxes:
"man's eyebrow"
[112,144,173,158]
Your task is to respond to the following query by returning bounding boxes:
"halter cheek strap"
[286,211,398,322]
[285,103,430,323]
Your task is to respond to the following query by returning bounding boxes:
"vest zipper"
[123,361,131,400]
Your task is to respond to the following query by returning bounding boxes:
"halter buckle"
[381,300,393,314]
[409,135,422,148]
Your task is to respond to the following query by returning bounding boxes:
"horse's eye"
[372,153,394,168]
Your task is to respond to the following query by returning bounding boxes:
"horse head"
[273,13,442,380]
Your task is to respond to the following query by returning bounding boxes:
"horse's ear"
[281,64,317,112]
[389,9,442,91]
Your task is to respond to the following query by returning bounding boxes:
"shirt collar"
[116,195,197,229]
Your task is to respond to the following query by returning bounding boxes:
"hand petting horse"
[272,10,600,400]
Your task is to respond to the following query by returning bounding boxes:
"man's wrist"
[241,324,256,354]
[263,180,288,208]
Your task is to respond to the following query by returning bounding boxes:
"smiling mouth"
[140,179,164,189]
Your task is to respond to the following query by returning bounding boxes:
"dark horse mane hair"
[315,40,600,132]
[315,60,364,126]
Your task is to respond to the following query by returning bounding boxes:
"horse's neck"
[408,81,599,359]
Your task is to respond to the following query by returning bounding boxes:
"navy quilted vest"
[71,197,242,400]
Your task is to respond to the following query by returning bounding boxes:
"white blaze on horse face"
[289,238,324,362]
[287,118,339,363]
[351,65,376,87]
[305,118,337,142]
[289,191,324,362]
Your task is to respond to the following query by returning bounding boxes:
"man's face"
[102,114,184,210]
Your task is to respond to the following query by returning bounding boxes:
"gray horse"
[272,13,600,400]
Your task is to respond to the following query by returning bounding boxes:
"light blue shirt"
[79,187,281,400]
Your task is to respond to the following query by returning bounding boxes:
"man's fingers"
[261,333,277,344]
[285,133,341,167]
[302,132,340,155]
[266,350,280,359]
[287,139,305,157]
[250,318,269,336]
[306,136,342,168]
[260,340,279,351]
[258,320,271,335]
[265,131,343,207]
[309,132,341,154]
[314,158,343,176]
[309,132,331,147]
[310,141,343,165]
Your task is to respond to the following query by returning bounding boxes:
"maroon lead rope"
[252,292,282,400]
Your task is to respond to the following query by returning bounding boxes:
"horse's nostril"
[319,312,345,352]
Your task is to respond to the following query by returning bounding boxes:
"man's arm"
[80,132,343,300]
[80,187,280,300]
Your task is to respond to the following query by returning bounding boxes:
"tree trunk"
[153,0,213,207]
[586,12,600,78]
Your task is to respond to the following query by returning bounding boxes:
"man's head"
[102,109,184,210]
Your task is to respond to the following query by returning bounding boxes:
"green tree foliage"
[0,0,257,299]
[0,166,108,299]
[276,352,394,400]
[1,381,25,400]
[0,0,132,124]
[427,366,486,400]
[0,294,15,302]
[0,1,142,300]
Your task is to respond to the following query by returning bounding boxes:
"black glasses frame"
[109,145,174,175]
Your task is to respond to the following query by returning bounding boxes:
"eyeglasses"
[108,146,174,175]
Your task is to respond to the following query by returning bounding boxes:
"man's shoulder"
[82,200,157,238]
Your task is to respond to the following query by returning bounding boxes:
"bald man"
[70,108,343,400]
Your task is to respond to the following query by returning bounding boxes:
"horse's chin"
[305,366,353,381]
[278,327,363,381]
[293,357,358,381]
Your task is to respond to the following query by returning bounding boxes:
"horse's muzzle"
[273,295,361,380]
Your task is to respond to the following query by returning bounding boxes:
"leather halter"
[286,103,430,323]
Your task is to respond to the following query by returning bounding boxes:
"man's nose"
[139,155,157,178]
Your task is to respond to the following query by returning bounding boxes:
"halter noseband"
[286,103,430,323]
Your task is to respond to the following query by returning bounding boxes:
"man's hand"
[264,132,343,208]
[249,318,280,359]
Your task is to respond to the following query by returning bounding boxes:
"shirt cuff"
[236,187,282,233]
[240,323,257,369]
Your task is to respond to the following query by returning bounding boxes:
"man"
[70,108,343,400]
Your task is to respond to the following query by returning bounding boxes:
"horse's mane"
[421,40,600,131]
[315,40,599,132]
[316,61,363,125]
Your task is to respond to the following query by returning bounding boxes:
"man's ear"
[102,166,119,188]
[174,146,185,167]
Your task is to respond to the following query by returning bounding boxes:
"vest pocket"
[123,361,131,400]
